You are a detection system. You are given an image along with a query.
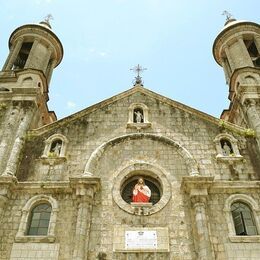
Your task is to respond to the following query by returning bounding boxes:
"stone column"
[254,36,260,54]
[42,47,53,73]
[24,38,39,68]
[3,106,34,176]
[191,195,214,260]
[0,105,21,174]
[4,38,24,70]
[46,59,56,84]
[221,58,230,84]
[238,37,254,66]
[223,46,235,72]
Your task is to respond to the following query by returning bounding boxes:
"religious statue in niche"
[49,140,62,157]
[221,140,233,156]
[134,108,144,123]
[132,178,151,203]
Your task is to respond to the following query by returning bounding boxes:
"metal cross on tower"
[44,14,54,24]
[130,64,147,86]
[222,11,233,21]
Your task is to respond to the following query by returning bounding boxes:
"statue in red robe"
[132,178,151,203]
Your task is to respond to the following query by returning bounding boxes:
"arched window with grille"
[231,202,258,236]
[15,195,58,242]
[27,203,52,236]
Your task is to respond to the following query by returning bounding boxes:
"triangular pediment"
[29,85,252,136]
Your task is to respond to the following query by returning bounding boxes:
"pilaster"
[182,176,214,260]
[70,177,100,260]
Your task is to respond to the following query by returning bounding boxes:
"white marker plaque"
[125,230,157,249]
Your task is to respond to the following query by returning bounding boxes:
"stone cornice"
[182,177,260,195]
[0,177,101,195]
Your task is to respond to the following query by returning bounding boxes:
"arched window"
[231,202,258,236]
[15,195,58,242]
[224,194,260,242]
[27,203,52,236]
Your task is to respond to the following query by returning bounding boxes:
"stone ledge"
[216,154,244,163]
[15,235,55,243]
[229,235,260,243]
[37,157,67,165]
[126,122,151,129]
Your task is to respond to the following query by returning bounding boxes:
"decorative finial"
[44,14,54,24]
[130,64,147,86]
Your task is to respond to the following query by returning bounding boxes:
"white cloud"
[88,48,109,58]
[98,52,107,57]
[67,101,76,109]
[34,0,54,5]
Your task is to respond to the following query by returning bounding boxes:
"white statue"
[222,142,231,156]
[52,142,61,156]
[134,111,143,123]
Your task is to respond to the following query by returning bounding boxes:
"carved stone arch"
[224,194,259,212]
[16,195,58,242]
[42,133,68,158]
[84,133,199,176]
[22,194,58,212]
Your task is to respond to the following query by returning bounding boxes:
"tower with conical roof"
[0,18,63,176]
[213,15,260,148]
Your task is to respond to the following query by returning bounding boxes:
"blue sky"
[0,0,259,119]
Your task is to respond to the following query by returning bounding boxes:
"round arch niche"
[112,162,171,215]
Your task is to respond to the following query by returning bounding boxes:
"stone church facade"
[0,17,260,260]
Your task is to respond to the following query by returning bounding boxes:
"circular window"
[121,176,161,205]
[112,163,171,215]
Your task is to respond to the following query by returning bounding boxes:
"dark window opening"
[13,42,33,70]
[231,202,257,236]
[220,139,233,156]
[244,40,260,68]
[27,203,51,236]
[133,108,144,123]
[121,177,161,205]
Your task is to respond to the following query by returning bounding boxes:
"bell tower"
[2,18,63,84]
[0,18,63,176]
[213,16,260,146]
